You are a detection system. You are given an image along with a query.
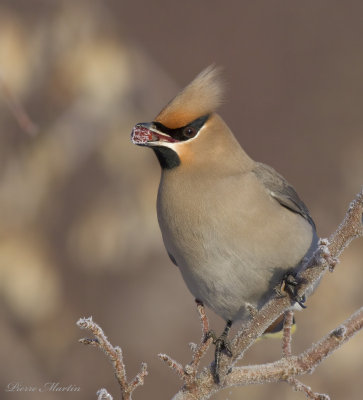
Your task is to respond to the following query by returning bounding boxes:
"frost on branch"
[77,317,148,400]
[158,300,213,390]
[97,388,113,400]
[78,189,363,400]
[171,189,363,399]
[288,378,330,400]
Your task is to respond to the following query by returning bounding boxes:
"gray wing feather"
[252,162,316,230]
[167,252,178,266]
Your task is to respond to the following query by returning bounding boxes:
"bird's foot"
[205,321,233,384]
[280,273,307,309]
[204,330,232,356]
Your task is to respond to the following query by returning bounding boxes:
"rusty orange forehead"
[154,66,224,129]
[155,110,206,129]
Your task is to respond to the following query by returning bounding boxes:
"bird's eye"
[183,126,197,139]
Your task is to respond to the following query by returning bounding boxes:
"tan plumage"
[155,65,224,129]
[131,67,318,381]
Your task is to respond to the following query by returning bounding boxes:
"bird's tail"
[261,314,296,339]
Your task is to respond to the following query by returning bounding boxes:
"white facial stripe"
[149,123,205,149]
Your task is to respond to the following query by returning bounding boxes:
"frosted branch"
[77,317,148,400]
[224,307,363,386]
[287,378,330,400]
[159,301,213,390]
[188,301,213,372]
[171,189,363,399]
[97,388,113,400]
[282,311,294,358]
[158,354,185,379]
[78,190,363,400]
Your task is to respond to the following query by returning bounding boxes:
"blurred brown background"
[0,1,362,399]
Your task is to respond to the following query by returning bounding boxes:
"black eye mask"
[153,114,210,142]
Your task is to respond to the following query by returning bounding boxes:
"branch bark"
[77,317,148,400]
[224,306,363,386]
[282,310,294,358]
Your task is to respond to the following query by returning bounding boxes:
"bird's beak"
[131,122,177,146]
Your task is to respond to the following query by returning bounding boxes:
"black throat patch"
[152,114,209,170]
[152,147,180,169]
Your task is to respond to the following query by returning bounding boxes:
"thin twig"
[282,312,327,399]
[129,362,148,391]
[77,317,148,400]
[189,301,213,370]
[97,388,114,400]
[287,378,330,400]
[224,306,363,386]
[159,301,213,388]
[171,189,363,399]
[158,354,185,380]
[282,311,294,358]
[196,300,210,335]
[78,190,363,400]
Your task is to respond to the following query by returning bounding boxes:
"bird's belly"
[171,237,278,321]
[157,175,314,322]
[160,210,313,322]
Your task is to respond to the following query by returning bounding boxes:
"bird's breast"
[156,170,314,321]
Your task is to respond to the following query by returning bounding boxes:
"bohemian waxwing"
[131,66,318,382]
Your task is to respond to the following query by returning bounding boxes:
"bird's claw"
[212,332,233,384]
[280,273,307,309]
[215,335,232,357]
[204,330,232,356]
[204,329,217,343]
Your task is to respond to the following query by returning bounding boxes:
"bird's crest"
[155,66,224,129]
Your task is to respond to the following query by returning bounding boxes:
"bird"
[131,66,318,382]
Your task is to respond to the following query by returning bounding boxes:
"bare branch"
[78,190,363,400]
[295,307,363,373]
[159,301,213,391]
[188,301,213,372]
[328,189,363,258]
[283,313,330,400]
[158,354,185,380]
[287,378,330,400]
[77,317,148,400]
[282,310,294,358]
[224,306,363,386]
[171,189,363,399]
[97,388,114,400]
[128,362,148,392]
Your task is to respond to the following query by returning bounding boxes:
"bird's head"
[131,66,250,171]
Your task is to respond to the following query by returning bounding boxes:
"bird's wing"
[167,252,178,266]
[252,162,316,229]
